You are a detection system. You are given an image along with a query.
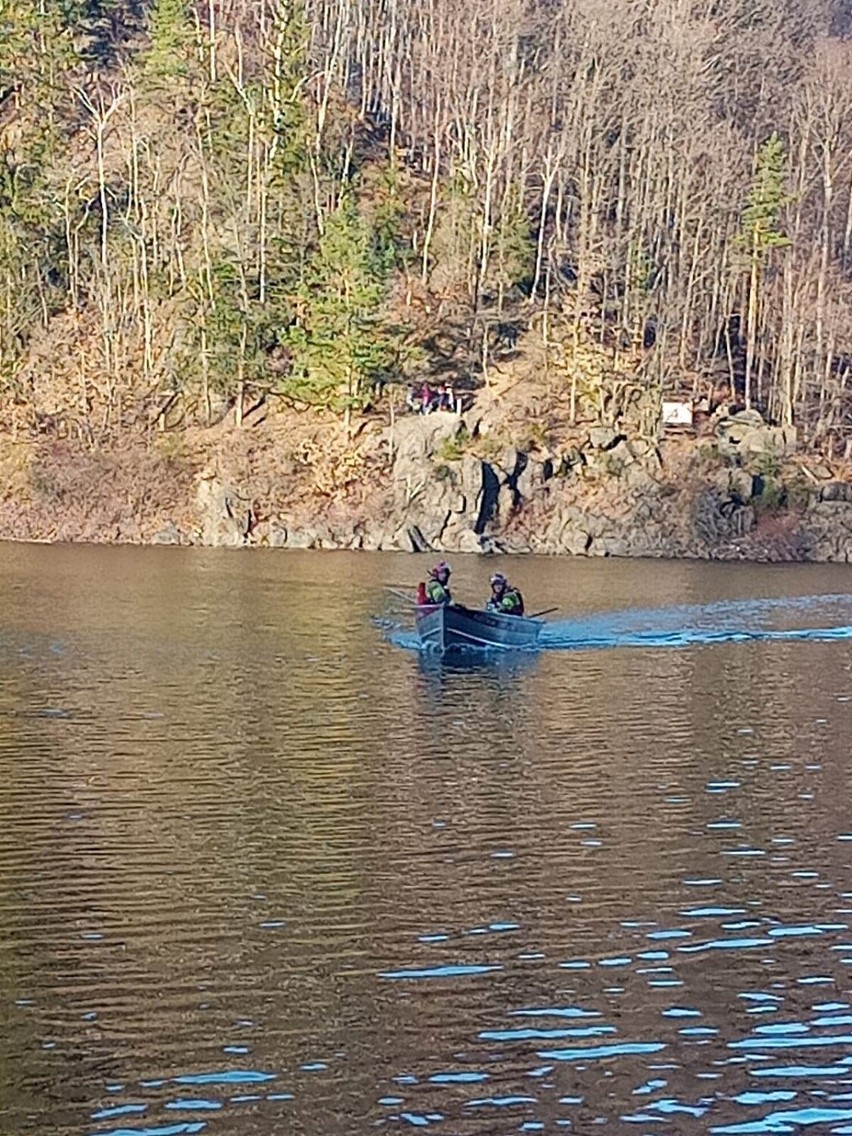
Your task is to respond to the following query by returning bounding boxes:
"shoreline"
[1,407,851,565]
[0,536,844,567]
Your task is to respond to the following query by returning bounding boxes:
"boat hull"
[414,603,544,653]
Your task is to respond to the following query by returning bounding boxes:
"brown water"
[2,545,852,1136]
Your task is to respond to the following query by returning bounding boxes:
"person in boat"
[418,560,452,605]
[486,572,524,616]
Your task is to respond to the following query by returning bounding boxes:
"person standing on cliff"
[486,572,524,615]
[419,561,452,605]
[420,381,436,414]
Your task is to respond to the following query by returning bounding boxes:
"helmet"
[431,560,451,580]
[490,572,507,588]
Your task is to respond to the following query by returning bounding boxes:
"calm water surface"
[1,546,852,1136]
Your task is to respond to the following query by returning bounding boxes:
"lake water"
[2,545,852,1136]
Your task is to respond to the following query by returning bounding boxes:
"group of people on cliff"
[406,381,459,415]
[417,561,525,616]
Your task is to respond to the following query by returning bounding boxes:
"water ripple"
[3,550,852,1135]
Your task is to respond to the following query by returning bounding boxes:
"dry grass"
[0,438,36,503]
[0,437,199,543]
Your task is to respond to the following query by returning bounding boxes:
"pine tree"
[0,1,75,394]
[737,132,791,409]
[144,0,192,81]
[284,194,400,423]
[741,133,790,258]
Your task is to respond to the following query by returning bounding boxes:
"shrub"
[436,427,470,463]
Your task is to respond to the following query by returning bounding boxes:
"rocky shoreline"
[235,411,852,564]
[3,405,852,563]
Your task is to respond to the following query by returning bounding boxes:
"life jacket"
[416,581,428,605]
[426,578,450,604]
[502,587,524,615]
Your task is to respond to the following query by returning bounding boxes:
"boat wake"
[541,593,852,652]
[381,593,852,656]
[384,628,423,652]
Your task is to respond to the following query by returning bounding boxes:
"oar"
[529,607,558,619]
[386,586,419,605]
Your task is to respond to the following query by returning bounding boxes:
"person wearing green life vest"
[486,572,524,616]
[421,560,452,605]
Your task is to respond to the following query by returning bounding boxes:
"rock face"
[8,397,852,560]
[714,410,797,462]
[132,408,852,561]
[802,501,852,562]
[387,415,480,551]
[374,414,670,557]
[197,476,252,547]
[151,520,185,545]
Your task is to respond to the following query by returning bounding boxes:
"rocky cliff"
[187,406,852,563]
[2,401,852,562]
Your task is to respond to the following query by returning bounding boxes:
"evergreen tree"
[186,0,313,420]
[0,0,78,103]
[284,194,400,417]
[740,132,790,257]
[737,132,791,409]
[494,193,535,307]
[0,1,75,394]
[144,0,192,80]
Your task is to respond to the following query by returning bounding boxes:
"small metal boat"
[414,603,545,653]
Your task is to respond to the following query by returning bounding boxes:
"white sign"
[662,401,693,426]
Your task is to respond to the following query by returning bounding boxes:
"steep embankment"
[2,392,852,562]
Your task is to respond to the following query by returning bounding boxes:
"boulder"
[820,481,852,503]
[494,481,516,527]
[721,407,766,430]
[594,535,637,558]
[584,440,641,480]
[728,467,756,502]
[477,533,507,554]
[387,526,418,552]
[249,517,290,547]
[116,518,143,543]
[456,528,483,553]
[560,526,593,556]
[458,455,484,520]
[556,446,585,475]
[286,528,317,549]
[250,520,270,546]
[396,450,489,548]
[360,526,385,552]
[197,476,251,547]
[715,412,797,463]
[391,414,464,477]
[516,458,551,502]
[499,446,521,478]
[587,425,625,450]
[609,438,636,463]
[152,520,183,545]
[408,525,433,553]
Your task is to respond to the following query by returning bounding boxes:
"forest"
[1,0,851,452]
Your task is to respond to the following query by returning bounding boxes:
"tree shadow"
[77,0,147,69]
